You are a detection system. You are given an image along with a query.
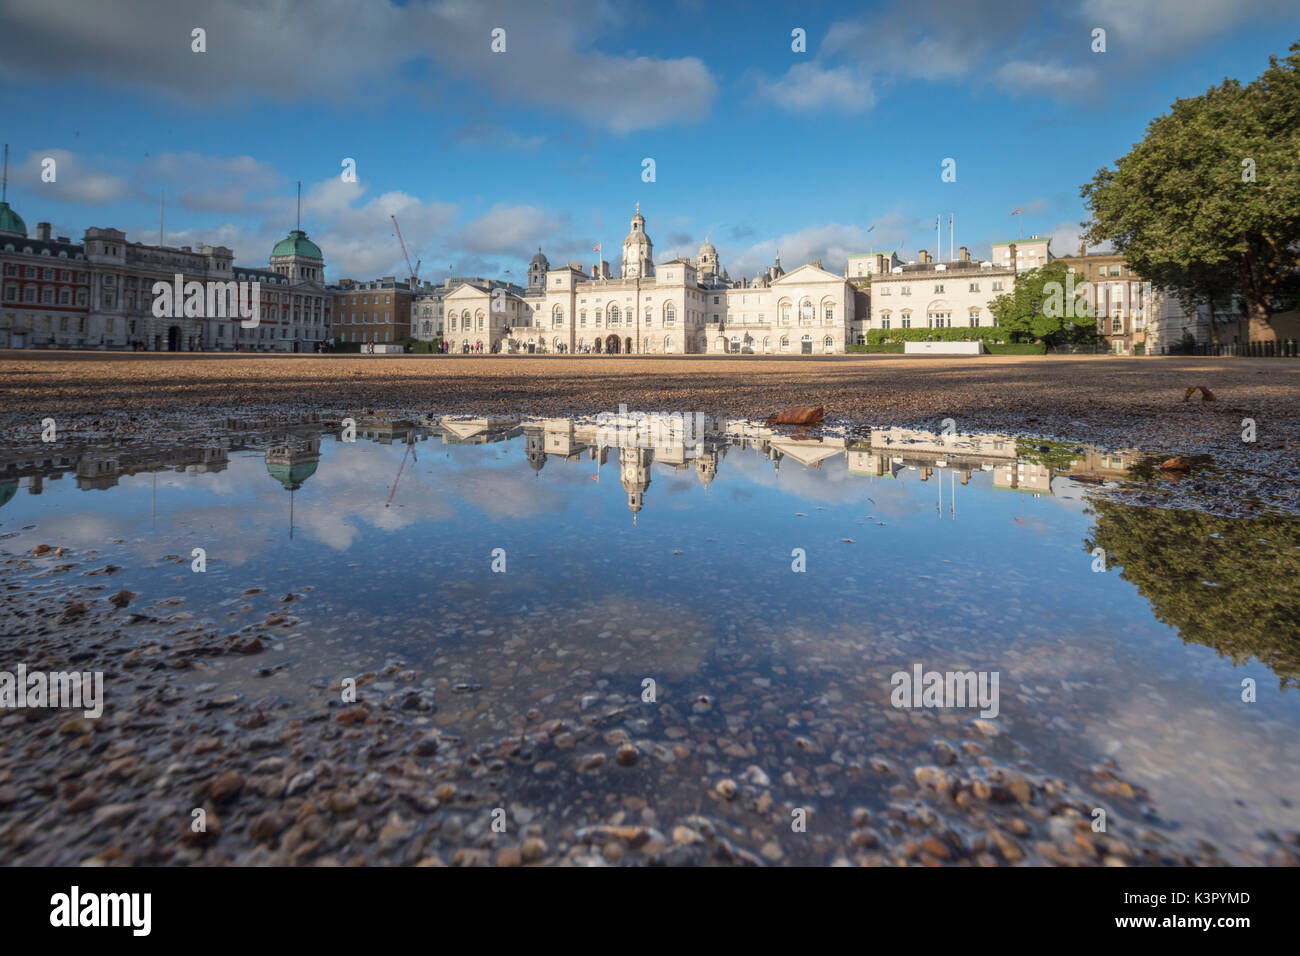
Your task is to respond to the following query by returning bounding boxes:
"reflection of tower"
[265,435,321,539]
[694,444,720,490]
[524,429,546,476]
[0,480,17,510]
[619,446,653,521]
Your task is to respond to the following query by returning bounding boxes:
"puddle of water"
[1,414,1298,866]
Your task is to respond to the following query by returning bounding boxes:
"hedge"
[866,327,1011,346]
[846,343,905,353]
[985,343,1046,354]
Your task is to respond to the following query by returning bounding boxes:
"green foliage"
[988,261,1098,346]
[1081,42,1300,331]
[846,343,905,353]
[1085,500,1300,689]
[985,343,1046,354]
[865,327,1005,345]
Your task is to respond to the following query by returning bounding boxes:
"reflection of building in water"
[265,436,321,491]
[619,446,653,519]
[265,434,321,539]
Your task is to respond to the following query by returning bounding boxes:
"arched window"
[780,335,789,350]
[799,298,813,324]
[609,304,620,326]
[762,336,771,352]
[552,304,564,327]
[664,335,673,353]
[779,301,791,324]
[823,335,834,352]
[664,302,675,325]
[476,310,485,329]
[822,301,835,323]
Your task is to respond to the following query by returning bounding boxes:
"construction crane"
[391,214,420,290]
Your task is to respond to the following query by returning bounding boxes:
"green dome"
[272,229,322,260]
[0,202,27,238]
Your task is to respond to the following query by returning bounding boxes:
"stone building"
[863,246,1016,334]
[1,186,330,351]
[498,207,858,354]
[0,213,91,349]
[330,276,415,346]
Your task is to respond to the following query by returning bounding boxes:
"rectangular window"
[934,284,944,293]
[969,283,979,292]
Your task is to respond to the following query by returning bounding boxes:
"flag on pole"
[1010,208,1021,216]
[867,225,875,233]
[593,244,601,253]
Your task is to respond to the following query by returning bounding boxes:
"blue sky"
[1,0,1297,283]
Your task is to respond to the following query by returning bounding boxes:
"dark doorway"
[606,334,620,354]
[167,326,181,351]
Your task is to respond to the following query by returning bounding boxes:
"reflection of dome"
[265,437,320,490]
[0,480,18,509]
[266,458,318,490]
[0,201,26,238]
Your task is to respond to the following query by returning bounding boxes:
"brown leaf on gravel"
[1159,456,1191,474]
[766,405,824,425]
[1183,385,1216,402]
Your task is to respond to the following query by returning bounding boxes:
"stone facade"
[499,208,858,354]
[1,202,330,350]
[864,247,1015,334]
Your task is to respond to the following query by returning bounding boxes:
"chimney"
[875,253,885,273]
[36,222,51,241]
[1007,242,1017,271]
[1078,242,1087,256]
[918,249,929,264]
[959,246,969,262]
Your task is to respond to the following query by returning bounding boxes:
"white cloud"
[13,149,130,205]
[754,64,874,114]
[1080,0,1297,56]
[994,60,1097,98]
[0,0,717,133]
[456,204,570,258]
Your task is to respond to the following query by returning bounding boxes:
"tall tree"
[1081,43,1300,336]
